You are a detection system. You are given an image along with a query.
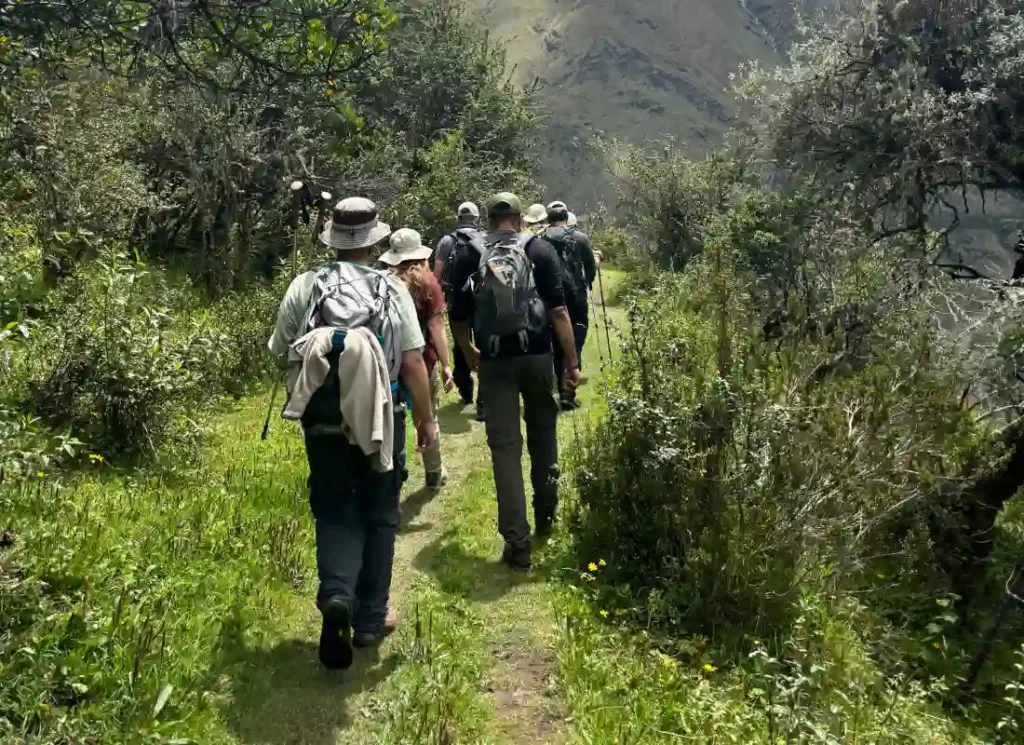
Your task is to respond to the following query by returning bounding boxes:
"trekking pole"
[262,180,306,441]
[595,263,615,363]
[589,286,606,369]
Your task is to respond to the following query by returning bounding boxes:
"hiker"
[447,192,581,571]
[268,197,436,670]
[523,203,547,235]
[381,227,454,491]
[543,201,596,410]
[434,202,484,420]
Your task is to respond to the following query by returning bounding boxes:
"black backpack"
[440,227,480,302]
[543,227,585,301]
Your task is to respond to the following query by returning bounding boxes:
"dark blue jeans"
[304,410,406,634]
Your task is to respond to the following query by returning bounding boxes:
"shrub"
[571,256,1013,652]
[3,249,273,459]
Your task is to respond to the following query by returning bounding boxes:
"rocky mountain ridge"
[468,0,830,206]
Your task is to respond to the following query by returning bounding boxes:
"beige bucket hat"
[319,197,392,251]
[523,203,548,225]
[379,227,433,266]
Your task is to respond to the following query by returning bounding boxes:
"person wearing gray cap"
[268,197,436,670]
[446,192,581,571]
[434,201,484,417]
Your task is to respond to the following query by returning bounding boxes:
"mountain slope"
[469,0,828,206]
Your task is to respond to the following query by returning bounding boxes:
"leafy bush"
[2,249,281,460]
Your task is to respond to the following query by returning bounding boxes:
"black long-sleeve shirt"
[448,230,567,359]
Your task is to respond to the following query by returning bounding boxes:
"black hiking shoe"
[353,609,398,648]
[425,468,448,491]
[501,543,532,572]
[560,396,581,412]
[535,517,555,540]
[319,596,353,670]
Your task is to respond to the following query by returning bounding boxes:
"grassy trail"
[219,270,625,744]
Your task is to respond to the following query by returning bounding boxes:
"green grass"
[8,266,989,744]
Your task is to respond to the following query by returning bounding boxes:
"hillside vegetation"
[5,1,1024,744]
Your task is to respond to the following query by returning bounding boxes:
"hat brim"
[378,244,433,266]
[523,214,546,225]
[320,221,392,251]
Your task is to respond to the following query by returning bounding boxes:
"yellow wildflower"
[588,562,598,572]
[702,663,716,673]
[933,642,941,649]
[599,559,607,567]
[599,609,609,618]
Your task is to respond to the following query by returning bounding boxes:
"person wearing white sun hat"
[381,228,454,493]
[268,196,436,670]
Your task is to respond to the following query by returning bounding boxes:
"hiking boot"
[535,516,555,540]
[318,596,353,670]
[560,396,581,412]
[353,608,398,648]
[501,543,532,572]
[425,468,448,491]
[460,395,474,406]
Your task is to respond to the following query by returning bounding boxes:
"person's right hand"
[562,366,582,394]
[466,345,481,372]
[416,419,438,453]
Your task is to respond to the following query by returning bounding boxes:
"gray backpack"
[473,234,546,356]
[302,261,402,381]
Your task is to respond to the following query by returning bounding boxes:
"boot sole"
[319,602,353,670]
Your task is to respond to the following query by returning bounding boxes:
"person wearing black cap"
[447,192,581,571]
[434,202,484,418]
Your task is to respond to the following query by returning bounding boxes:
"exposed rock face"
[469,0,832,205]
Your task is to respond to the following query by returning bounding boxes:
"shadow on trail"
[400,485,436,533]
[413,529,541,604]
[215,611,399,744]
[436,401,473,435]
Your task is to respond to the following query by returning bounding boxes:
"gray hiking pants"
[479,354,560,549]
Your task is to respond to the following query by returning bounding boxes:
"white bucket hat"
[546,200,568,213]
[567,212,578,228]
[457,201,480,218]
[523,203,548,225]
[379,227,433,266]
[319,197,391,251]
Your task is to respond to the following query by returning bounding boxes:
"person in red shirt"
[380,228,454,490]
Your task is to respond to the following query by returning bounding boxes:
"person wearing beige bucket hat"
[381,228,455,491]
[522,202,547,235]
[268,196,437,669]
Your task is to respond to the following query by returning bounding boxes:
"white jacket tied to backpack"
[267,260,425,470]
